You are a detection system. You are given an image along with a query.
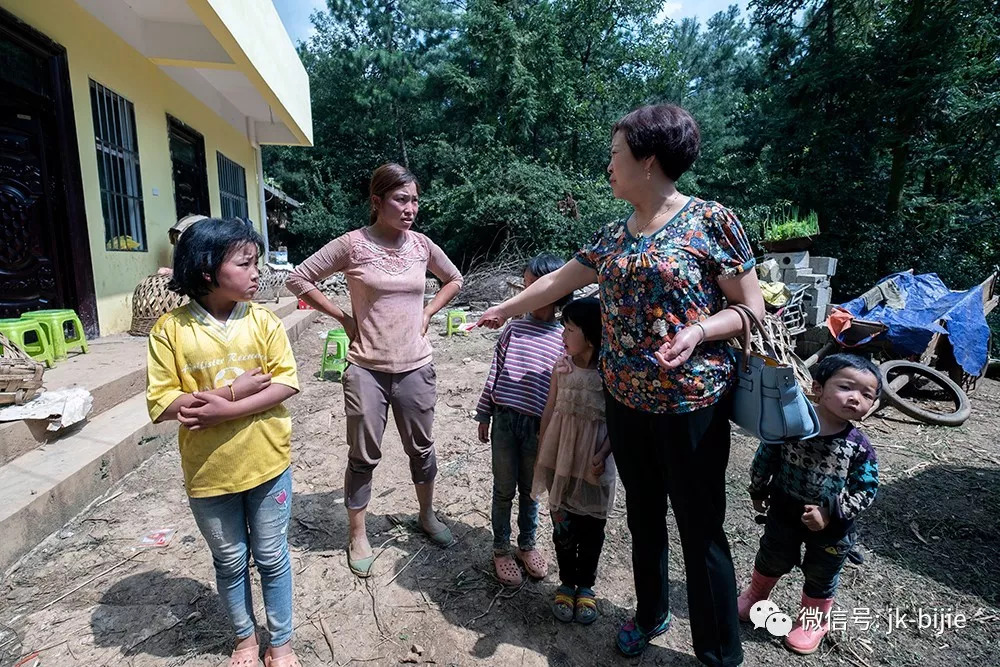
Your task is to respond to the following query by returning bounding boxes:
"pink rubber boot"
[784,593,835,655]
[737,568,781,621]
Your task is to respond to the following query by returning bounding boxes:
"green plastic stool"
[0,318,55,368]
[321,328,350,380]
[21,309,89,360]
[446,310,468,336]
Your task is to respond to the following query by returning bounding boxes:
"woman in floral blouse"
[479,104,764,665]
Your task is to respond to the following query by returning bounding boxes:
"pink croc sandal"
[516,548,548,579]
[493,551,523,586]
[228,643,260,667]
[263,649,302,667]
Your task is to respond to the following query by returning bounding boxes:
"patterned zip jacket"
[749,425,879,532]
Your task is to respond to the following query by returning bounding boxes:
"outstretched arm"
[477,261,596,329]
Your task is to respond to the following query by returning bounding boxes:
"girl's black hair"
[561,297,602,351]
[525,253,571,307]
[811,353,883,395]
[169,217,264,298]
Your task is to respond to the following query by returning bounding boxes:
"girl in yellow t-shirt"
[146,217,301,667]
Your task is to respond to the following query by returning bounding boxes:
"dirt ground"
[2,306,999,667]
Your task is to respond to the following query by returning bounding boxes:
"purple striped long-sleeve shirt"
[475,315,565,421]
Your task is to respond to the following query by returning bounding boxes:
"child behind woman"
[738,353,881,656]
[533,297,615,625]
[475,254,570,586]
[146,218,302,667]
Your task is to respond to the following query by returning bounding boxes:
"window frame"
[89,79,146,252]
[216,151,248,221]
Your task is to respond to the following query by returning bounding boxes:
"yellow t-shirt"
[146,301,299,497]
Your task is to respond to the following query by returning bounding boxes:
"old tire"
[879,360,971,427]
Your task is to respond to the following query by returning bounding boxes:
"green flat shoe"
[421,521,454,547]
[348,545,375,578]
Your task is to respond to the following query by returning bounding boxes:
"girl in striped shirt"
[475,254,569,586]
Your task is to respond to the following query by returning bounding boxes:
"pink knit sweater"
[286,228,463,373]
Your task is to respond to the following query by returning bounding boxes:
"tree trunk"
[887,142,908,215]
[384,0,407,168]
[394,105,409,169]
[886,0,928,215]
[826,0,835,48]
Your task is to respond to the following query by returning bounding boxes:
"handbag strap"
[728,303,778,354]
[727,302,784,371]
[728,302,765,333]
[726,304,753,371]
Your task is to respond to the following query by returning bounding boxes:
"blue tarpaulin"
[838,272,990,377]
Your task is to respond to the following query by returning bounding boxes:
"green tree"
[264,0,999,359]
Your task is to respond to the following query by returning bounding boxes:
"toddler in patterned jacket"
[737,354,881,655]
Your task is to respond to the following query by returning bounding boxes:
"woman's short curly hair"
[612,104,701,181]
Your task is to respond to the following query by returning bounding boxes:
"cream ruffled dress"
[532,358,616,519]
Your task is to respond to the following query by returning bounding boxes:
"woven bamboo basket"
[253,264,291,303]
[129,273,189,337]
[0,330,44,406]
[752,311,815,396]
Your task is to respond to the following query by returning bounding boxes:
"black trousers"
[605,390,743,667]
[552,508,607,589]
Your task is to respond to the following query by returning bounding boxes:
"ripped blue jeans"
[188,466,293,646]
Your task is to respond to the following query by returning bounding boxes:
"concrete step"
[0,336,147,466]
[0,304,316,576]
[261,296,299,321]
[0,297,301,466]
[0,394,173,574]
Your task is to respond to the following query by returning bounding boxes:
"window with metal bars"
[89,80,146,251]
[217,152,248,220]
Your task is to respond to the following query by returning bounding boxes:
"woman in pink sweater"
[286,163,463,577]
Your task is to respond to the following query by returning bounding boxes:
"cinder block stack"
[765,251,837,326]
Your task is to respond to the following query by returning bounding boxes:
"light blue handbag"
[727,304,821,444]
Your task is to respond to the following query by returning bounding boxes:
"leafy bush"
[284,182,363,263]
[418,145,625,266]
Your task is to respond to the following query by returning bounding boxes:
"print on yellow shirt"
[146,301,299,498]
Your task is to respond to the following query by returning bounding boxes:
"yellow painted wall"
[3,0,264,335]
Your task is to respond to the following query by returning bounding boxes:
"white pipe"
[247,117,270,257]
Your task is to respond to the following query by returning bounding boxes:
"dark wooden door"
[0,13,92,333]
[0,106,62,316]
[167,116,209,219]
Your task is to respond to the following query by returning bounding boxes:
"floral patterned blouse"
[574,197,756,414]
